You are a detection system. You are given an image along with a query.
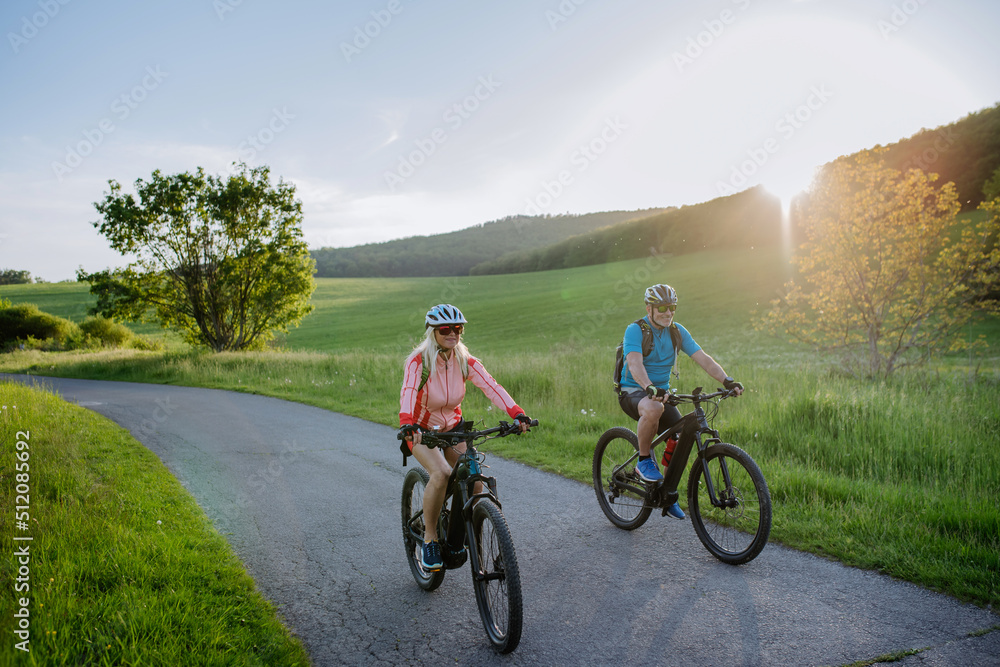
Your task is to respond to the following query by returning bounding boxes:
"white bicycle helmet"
[644,284,678,306]
[425,304,467,328]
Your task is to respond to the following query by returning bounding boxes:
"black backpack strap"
[636,318,653,356]
[615,318,653,396]
[669,324,682,380]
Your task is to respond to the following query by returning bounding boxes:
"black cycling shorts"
[618,389,683,433]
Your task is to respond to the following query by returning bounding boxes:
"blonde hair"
[410,326,470,381]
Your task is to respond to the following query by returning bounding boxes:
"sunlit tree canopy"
[759,149,1000,377]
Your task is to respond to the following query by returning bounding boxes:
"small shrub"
[0,302,81,351]
[128,335,165,351]
[80,316,133,347]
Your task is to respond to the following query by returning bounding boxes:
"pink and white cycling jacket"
[399,351,523,432]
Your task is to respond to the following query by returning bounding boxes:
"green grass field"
[3,247,999,614]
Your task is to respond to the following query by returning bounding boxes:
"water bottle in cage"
[660,434,678,468]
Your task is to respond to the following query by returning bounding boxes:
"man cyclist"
[617,284,744,519]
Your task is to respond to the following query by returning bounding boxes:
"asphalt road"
[4,374,998,666]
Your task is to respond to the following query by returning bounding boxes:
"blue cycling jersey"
[620,317,701,391]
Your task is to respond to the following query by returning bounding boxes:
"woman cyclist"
[398,304,532,572]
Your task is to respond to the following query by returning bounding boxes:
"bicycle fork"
[686,427,742,510]
[456,472,506,583]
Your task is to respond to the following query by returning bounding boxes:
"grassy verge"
[0,382,311,666]
[2,345,998,611]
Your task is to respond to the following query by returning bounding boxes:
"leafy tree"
[983,165,1000,201]
[78,164,315,352]
[977,167,1000,302]
[0,269,33,285]
[759,148,1000,377]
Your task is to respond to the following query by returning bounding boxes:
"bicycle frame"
[447,445,501,569]
[402,423,513,569]
[612,387,736,514]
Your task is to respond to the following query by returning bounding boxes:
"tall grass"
[4,344,998,608]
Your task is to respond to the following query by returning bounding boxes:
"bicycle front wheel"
[687,443,771,565]
[401,467,446,591]
[593,427,653,530]
[471,499,523,654]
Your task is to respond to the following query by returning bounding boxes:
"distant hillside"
[470,187,781,275]
[881,102,1000,209]
[310,209,668,278]
[311,102,998,279]
[473,104,1000,276]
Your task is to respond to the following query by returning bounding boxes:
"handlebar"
[666,386,741,405]
[402,419,539,449]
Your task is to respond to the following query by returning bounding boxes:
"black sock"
[639,455,651,461]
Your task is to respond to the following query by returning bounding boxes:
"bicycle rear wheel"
[471,499,523,654]
[687,443,771,565]
[401,468,446,591]
[593,427,653,530]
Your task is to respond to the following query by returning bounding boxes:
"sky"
[1,0,999,282]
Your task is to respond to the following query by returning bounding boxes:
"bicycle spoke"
[593,427,652,530]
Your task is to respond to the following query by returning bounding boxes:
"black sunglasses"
[655,305,676,313]
[435,324,464,335]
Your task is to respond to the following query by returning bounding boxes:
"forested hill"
[310,209,668,277]
[471,187,781,275]
[881,102,1000,209]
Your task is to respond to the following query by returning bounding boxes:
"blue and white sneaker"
[665,502,686,520]
[421,541,444,571]
[636,457,663,482]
